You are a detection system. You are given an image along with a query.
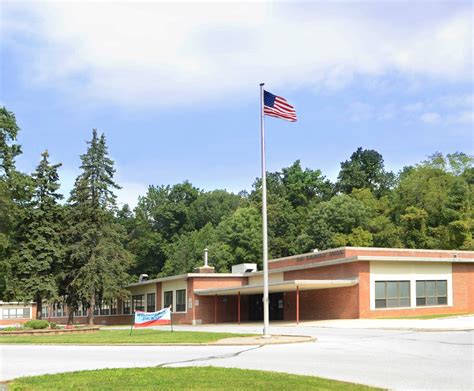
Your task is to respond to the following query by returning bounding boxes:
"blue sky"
[1,1,472,207]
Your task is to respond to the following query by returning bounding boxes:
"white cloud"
[420,112,442,124]
[2,2,472,107]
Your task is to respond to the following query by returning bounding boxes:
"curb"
[0,335,316,347]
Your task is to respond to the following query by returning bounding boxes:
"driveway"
[1,321,473,390]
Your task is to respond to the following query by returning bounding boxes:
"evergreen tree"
[66,129,132,325]
[0,107,33,300]
[6,151,63,318]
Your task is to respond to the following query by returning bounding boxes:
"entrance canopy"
[194,278,358,296]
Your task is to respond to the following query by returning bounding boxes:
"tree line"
[0,107,472,323]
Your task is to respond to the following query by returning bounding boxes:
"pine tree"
[0,107,33,300]
[66,129,132,325]
[7,151,64,318]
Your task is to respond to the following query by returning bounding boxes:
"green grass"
[380,312,473,320]
[8,366,380,390]
[0,329,252,344]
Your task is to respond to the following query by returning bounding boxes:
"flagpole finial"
[260,83,265,86]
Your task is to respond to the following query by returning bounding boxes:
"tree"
[6,151,63,318]
[0,107,32,300]
[66,129,132,325]
[305,194,374,250]
[393,153,473,249]
[188,190,241,230]
[215,207,262,269]
[336,147,394,196]
[0,107,21,176]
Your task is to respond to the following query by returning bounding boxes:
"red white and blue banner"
[133,307,171,328]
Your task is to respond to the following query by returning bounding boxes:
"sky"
[1,1,472,207]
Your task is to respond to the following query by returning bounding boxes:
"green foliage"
[24,319,50,329]
[1,106,472,306]
[5,151,64,317]
[0,107,21,176]
[336,147,394,196]
[65,129,132,324]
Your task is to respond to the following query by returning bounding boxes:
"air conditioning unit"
[232,263,257,274]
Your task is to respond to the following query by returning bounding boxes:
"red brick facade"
[40,248,474,325]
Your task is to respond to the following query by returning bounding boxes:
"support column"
[238,291,241,325]
[296,286,300,325]
[214,294,217,325]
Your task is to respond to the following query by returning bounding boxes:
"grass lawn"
[0,329,252,344]
[381,312,474,320]
[8,366,380,390]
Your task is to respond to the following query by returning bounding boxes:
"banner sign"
[133,307,171,328]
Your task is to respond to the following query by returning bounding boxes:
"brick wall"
[361,262,474,318]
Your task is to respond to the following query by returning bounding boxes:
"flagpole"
[260,82,270,338]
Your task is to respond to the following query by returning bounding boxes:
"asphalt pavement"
[1,320,473,390]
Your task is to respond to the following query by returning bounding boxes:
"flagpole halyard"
[260,82,270,338]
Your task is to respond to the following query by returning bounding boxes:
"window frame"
[416,280,448,307]
[175,289,186,313]
[147,293,156,312]
[123,299,131,315]
[374,280,411,309]
[132,295,145,312]
[164,291,173,311]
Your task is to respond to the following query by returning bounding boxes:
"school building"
[32,246,472,326]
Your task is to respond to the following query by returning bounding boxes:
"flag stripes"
[263,91,297,122]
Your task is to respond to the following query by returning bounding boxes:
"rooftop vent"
[138,274,149,283]
[194,248,215,273]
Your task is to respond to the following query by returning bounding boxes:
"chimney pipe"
[204,248,209,267]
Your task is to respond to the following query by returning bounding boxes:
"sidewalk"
[296,315,474,331]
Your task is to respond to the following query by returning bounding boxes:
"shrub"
[1,326,22,332]
[49,322,58,329]
[24,320,50,329]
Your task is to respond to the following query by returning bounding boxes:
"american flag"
[263,90,297,122]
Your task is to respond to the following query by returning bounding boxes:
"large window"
[132,295,144,312]
[147,293,156,312]
[416,280,447,306]
[164,291,173,310]
[375,281,410,308]
[176,289,186,312]
[2,308,30,319]
[123,299,131,314]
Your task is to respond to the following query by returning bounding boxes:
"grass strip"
[0,329,251,344]
[8,366,381,390]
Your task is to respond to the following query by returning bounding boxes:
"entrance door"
[248,293,284,321]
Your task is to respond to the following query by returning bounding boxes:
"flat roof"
[194,278,359,296]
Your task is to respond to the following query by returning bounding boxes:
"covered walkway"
[194,278,359,324]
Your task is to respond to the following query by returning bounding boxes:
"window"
[176,289,186,312]
[375,281,410,308]
[132,295,144,312]
[110,300,117,315]
[123,299,131,314]
[147,293,156,312]
[53,302,64,317]
[41,306,49,318]
[100,301,110,316]
[164,291,173,310]
[416,280,447,306]
[2,308,30,319]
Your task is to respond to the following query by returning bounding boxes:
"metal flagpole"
[260,82,270,338]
